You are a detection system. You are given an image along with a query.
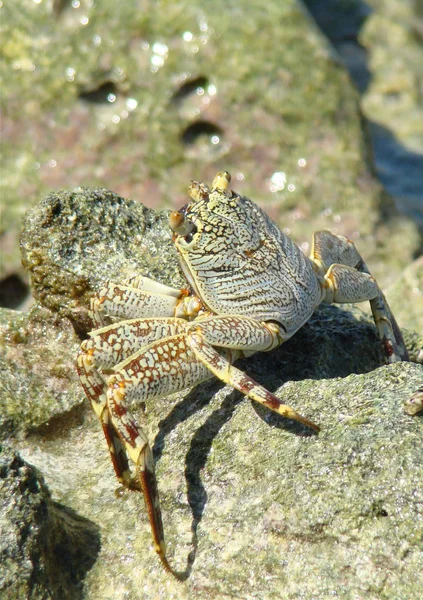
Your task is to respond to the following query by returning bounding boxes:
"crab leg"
[356,260,409,362]
[90,278,183,327]
[77,318,191,487]
[104,333,216,572]
[311,231,408,363]
[186,316,320,431]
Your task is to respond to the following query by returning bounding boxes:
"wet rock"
[360,0,423,228]
[302,0,423,229]
[20,187,182,332]
[361,0,423,154]
[1,0,420,287]
[0,306,83,440]
[0,446,100,600]
[9,183,423,598]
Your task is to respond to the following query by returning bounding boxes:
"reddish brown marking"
[125,423,141,447]
[239,377,256,392]
[101,423,129,480]
[262,394,281,411]
[78,375,104,400]
[90,383,105,397]
[112,402,128,418]
[139,468,165,541]
[383,338,394,357]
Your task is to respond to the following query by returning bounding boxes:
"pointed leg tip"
[157,551,188,581]
[301,416,320,433]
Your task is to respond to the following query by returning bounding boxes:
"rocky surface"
[11,355,423,600]
[303,0,423,229]
[1,0,423,598]
[0,306,83,440]
[1,0,421,298]
[20,187,182,332]
[0,183,421,599]
[386,256,423,336]
[361,0,423,155]
[0,447,100,600]
[360,0,423,229]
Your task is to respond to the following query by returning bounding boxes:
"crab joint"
[169,211,196,236]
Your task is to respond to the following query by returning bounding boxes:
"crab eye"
[184,231,195,244]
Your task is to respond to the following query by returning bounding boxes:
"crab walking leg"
[123,275,182,296]
[106,380,172,572]
[77,318,190,487]
[356,260,409,362]
[105,334,215,570]
[186,317,320,431]
[323,264,380,304]
[311,231,408,363]
[90,281,183,327]
[77,346,134,487]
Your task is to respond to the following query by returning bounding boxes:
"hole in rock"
[0,274,30,309]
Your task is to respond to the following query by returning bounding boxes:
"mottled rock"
[0,306,83,440]
[20,187,182,331]
[360,0,423,228]
[11,182,423,598]
[17,362,423,600]
[1,0,420,290]
[0,446,100,600]
[387,256,423,337]
[361,0,423,155]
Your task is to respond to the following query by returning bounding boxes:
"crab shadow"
[152,304,385,579]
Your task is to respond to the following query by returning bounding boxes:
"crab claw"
[169,211,196,236]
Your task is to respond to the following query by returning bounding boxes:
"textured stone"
[1,0,419,287]
[0,447,100,600]
[0,306,82,440]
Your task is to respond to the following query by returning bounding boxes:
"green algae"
[1,0,419,287]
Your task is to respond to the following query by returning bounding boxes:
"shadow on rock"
[0,448,101,600]
[151,303,378,576]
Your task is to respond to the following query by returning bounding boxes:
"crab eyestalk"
[169,211,196,237]
[188,180,210,202]
[211,170,231,192]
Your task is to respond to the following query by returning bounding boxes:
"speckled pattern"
[76,172,410,576]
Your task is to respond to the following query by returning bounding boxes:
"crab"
[77,171,408,576]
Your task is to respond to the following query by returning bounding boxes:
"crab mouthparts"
[169,211,196,236]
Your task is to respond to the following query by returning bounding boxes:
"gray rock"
[0,306,83,440]
[0,446,100,600]
[1,0,420,291]
[16,362,423,600]
[20,187,182,332]
[6,182,422,598]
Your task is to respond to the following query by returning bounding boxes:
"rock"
[16,362,423,600]
[360,0,423,230]
[361,0,423,155]
[0,306,83,440]
[1,0,420,293]
[387,256,423,337]
[5,181,422,598]
[0,446,100,600]
[20,187,182,332]
[302,0,423,229]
